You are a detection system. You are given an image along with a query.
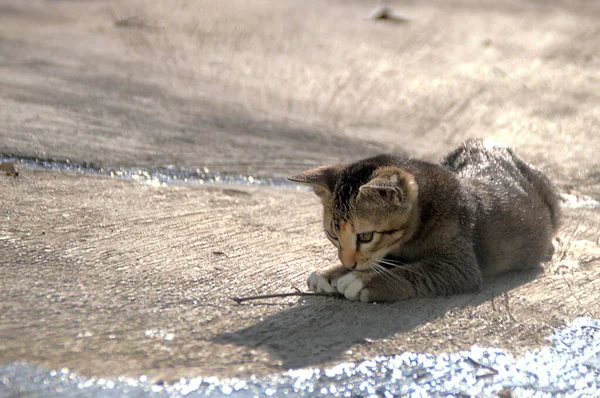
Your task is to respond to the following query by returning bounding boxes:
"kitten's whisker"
[372,264,394,287]
[373,263,412,295]
[377,265,411,289]
[372,264,404,295]
[377,259,419,274]
[377,268,410,298]
[377,260,411,271]
[380,264,412,285]
[370,264,385,280]
[378,257,411,267]
[379,257,409,265]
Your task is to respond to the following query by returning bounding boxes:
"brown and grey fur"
[289,139,561,302]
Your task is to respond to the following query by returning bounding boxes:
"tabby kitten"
[288,139,560,302]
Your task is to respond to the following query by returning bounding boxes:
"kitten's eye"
[326,230,338,240]
[357,231,374,243]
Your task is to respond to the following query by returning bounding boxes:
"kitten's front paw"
[336,273,366,301]
[307,272,336,293]
[359,289,371,303]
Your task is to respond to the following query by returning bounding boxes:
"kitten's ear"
[357,167,417,208]
[287,165,342,199]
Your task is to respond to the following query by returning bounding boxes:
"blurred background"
[1,0,598,184]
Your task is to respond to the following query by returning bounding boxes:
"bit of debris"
[465,356,499,379]
[109,9,158,29]
[113,16,146,28]
[0,162,19,177]
[497,388,514,398]
[368,5,411,23]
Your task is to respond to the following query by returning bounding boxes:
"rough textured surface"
[1,171,599,382]
[0,0,599,388]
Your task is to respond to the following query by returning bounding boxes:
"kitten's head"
[289,155,419,272]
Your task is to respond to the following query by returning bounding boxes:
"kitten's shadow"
[212,269,540,370]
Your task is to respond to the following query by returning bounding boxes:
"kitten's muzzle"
[340,251,358,269]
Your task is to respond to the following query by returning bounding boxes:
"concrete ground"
[1,0,599,383]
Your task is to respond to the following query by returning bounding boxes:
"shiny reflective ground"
[1,317,599,397]
[0,156,293,187]
[2,156,598,209]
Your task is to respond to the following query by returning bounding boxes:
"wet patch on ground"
[0,155,294,187]
[3,156,599,211]
[1,317,599,397]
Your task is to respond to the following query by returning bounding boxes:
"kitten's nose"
[340,250,357,269]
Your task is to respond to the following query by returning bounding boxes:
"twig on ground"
[466,357,499,378]
[581,324,600,330]
[232,291,340,304]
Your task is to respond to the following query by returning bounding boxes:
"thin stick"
[232,291,340,304]
[466,357,499,378]
[292,285,304,293]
